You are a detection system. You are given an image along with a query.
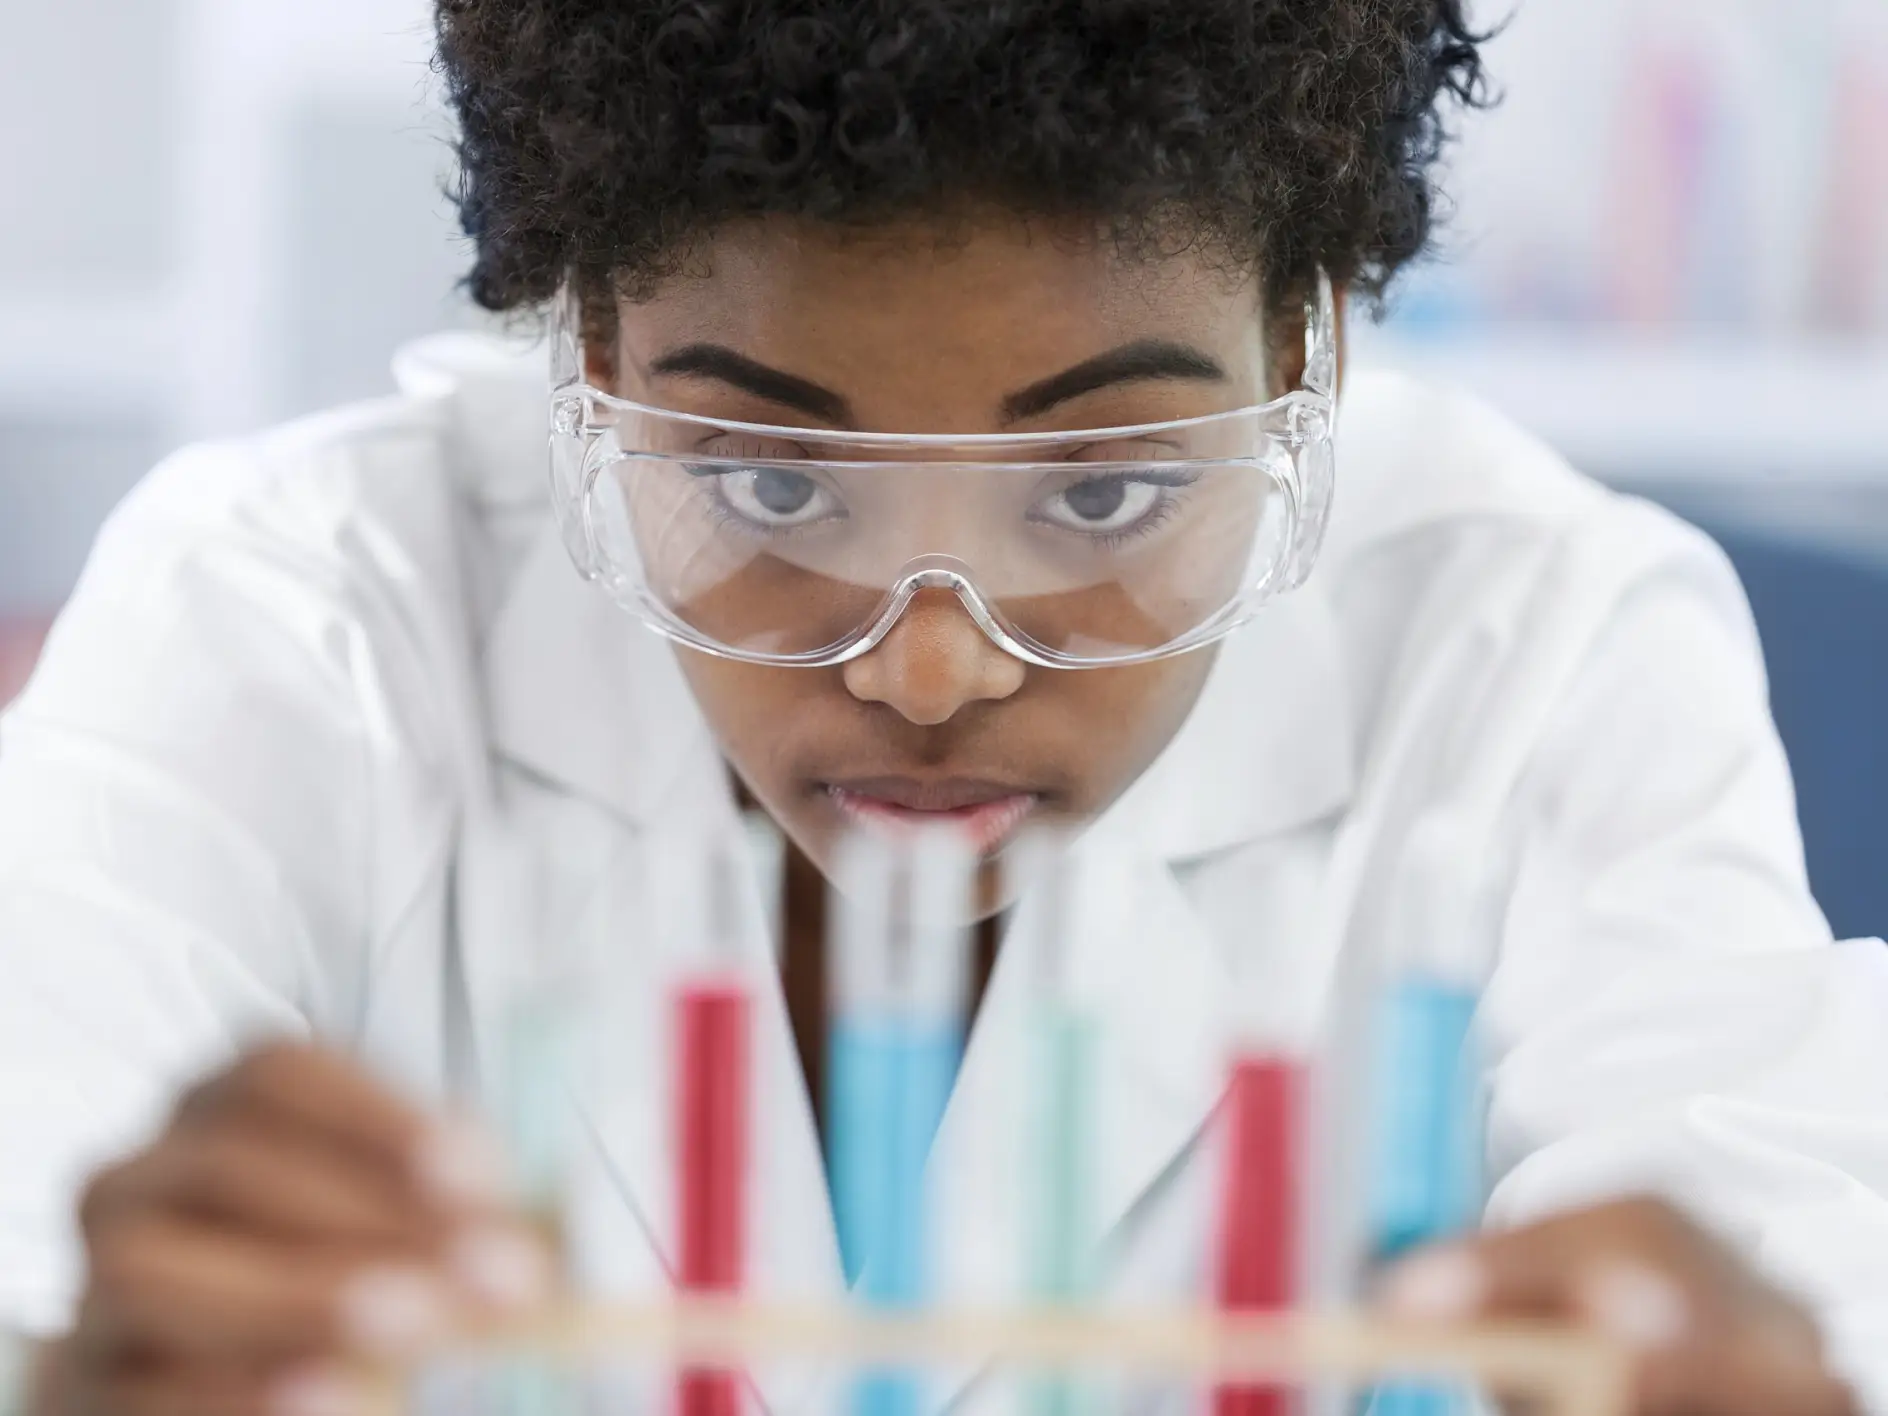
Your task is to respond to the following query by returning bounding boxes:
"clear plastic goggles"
[549,274,1336,669]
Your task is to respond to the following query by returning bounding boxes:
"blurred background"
[0,0,1883,932]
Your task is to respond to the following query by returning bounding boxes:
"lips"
[824,778,1040,854]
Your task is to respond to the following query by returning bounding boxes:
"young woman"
[0,4,1884,1415]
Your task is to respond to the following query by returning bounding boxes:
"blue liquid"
[828,1020,962,1416]
[1368,979,1480,1416]
[1370,979,1479,1259]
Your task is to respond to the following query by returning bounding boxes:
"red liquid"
[1213,1055,1301,1416]
[675,982,752,1416]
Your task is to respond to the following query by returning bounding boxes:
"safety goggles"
[548,274,1336,669]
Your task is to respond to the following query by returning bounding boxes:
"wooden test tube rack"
[362,1298,1632,1416]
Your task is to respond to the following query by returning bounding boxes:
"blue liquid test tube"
[1364,977,1480,1416]
[828,829,975,1416]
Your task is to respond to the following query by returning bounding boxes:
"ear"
[1268,284,1347,398]
[577,290,622,393]
[582,332,618,393]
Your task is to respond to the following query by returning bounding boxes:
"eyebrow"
[1000,340,1227,423]
[646,336,1228,428]
[649,345,852,425]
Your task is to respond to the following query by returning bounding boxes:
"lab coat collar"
[393,330,551,507]
[482,526,724,827]
[1092,582,1355,863]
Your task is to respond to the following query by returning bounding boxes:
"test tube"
[828,828,975,1416]
[1011,838,1100,1416]
[496,990,582,1262]
[0,1327,33,1416]
[492,977,585,1416]
[1212,896,1312,1416]
[1213,1051,1303,1416]
[664,836,756,1416]
[1361,821,1493,1416]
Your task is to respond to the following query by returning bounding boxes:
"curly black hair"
[436,0,1491,322]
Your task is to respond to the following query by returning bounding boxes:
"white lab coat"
[2,332,1887,1414]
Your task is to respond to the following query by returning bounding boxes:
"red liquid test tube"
[675,982,752,1416]
[1213,1054,1301,1416]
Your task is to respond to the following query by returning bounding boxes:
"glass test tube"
[1369,980,1478,1262]
[498,992,582,1260]
[0,1328,33,1416]
[1213,896,1310,1416]
[1360,978,1479,1416]
[828,828,975,1416]
[665,835,756,1416]
[1213,1053,1302,1416]
[1016,841,1099,1416]
[493,978,584,1416]
[1363,822,1492,1416]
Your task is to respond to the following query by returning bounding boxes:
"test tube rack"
[360,1297,1631,1416]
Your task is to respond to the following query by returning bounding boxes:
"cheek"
[1094,652,1216,775]
[672,652,809,787]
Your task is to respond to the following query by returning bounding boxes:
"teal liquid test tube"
[493,992,582,1416]
[828,830,975,1416]
[1011,838,1101,1416]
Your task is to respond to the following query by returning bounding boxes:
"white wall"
[0,0,478,614]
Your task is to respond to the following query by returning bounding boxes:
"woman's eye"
[1035,474,1169,535]
[715,466,842,528]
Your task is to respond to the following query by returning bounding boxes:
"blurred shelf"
[1350,327,1888,483]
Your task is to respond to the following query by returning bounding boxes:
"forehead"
[609,215,1270,426]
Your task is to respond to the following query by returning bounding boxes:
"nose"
[842,588,1026,725]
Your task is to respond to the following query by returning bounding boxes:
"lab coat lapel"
[482,526,715,829]
[547,805,848,1416]
[1075,576,1356,1240]
[921,587,1355,1413]
[472,527,849,1415]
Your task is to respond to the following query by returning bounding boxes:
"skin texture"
[590,214,1304,904]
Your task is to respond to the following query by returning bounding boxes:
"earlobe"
[583,337,619,395]
[573,288,623,393]
[1271,282,1347,398]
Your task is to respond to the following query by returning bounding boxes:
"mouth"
[822,777,1042,855]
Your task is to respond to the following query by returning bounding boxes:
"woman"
[0,3,1883,1415]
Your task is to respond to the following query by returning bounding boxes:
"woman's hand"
[42,1043,550,1416]
[1378,1196,1858,1416]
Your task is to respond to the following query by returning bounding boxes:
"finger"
[73,1362,362,1416]
[173,1045,501,1210]
[1670,1337,1860,1416]
[1379,1200,1700,1337]
[1376,1202,1857,1416]
[87,1123,445,1254]
[85,1209,551,1364]
[82,1213,459,1362]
